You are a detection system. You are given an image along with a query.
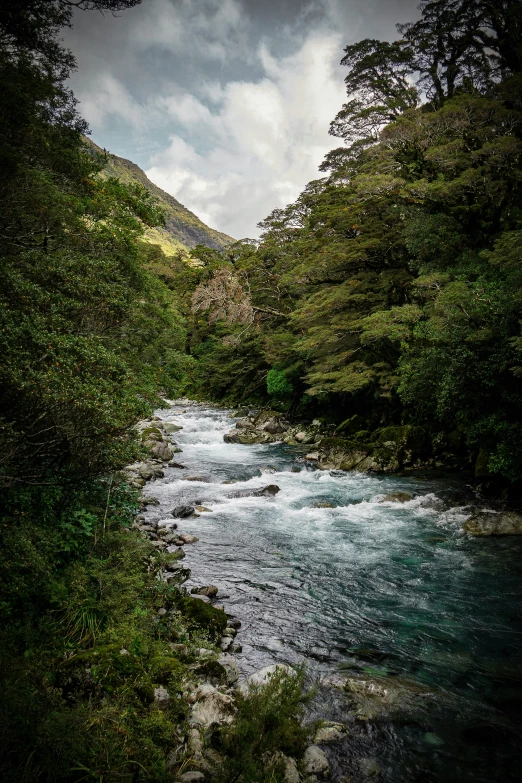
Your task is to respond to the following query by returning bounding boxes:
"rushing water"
[144,402,522,783]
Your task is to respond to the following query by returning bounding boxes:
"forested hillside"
[95,140,233,255]
[0,3,300,780]
[187,0,522,499]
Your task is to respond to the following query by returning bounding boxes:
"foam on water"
[143,402,522,783]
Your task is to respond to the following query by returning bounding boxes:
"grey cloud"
[64,0,423,236]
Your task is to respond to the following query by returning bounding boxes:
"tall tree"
[328,39,418,148]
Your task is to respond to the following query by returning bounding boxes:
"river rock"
[380,492,413,503]
[464,511,522,536]
[225,484,280,499]
[178,534,199,544]
[195,505,212,512]
[178,772,205,783]
[190,685,235,728]
[338,674,434,721]
[220,636,233,651]
[172,505,195,518]
[150,441,174,461]
[263,417,287,435]
[163,422,183,433]
[191,585,218,598]
[185,475,207,482]
[303,746,330,777]
[305,452,320,461]
[314,722,347,743]
[154,686,170,709]
[169,461,186,469]
[218,653,239,685]
[138,464,155,480]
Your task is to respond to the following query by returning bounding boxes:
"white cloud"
[128,0,249,62]
[79,73,149,129]
[145,31,346,238]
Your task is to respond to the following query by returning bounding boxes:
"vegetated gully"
[143,402,522,783]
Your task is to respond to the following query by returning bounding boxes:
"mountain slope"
[92,141,233,254]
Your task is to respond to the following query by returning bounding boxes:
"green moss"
[176,595,227,638]
[141,427,163,441]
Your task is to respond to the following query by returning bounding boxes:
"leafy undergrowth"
[213,668,310,783]
[0,479,308,782]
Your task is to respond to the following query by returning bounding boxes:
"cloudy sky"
[65,0,419,239]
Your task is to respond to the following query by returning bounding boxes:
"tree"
[328,39,418,149]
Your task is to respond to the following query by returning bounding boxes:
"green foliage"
[267,368,294,398]
[213,668,310,783]
[187,4,522,490]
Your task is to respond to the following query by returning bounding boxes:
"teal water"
[146,403,522,782]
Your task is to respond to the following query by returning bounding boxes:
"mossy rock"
[318,437,360,451]
[177,595,227,638]
[141,427,163,442]
[375,425,427,452]
[149,654,185,683]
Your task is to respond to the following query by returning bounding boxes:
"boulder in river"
[163,422,183,433]
[303,745,330,777]
[263,417,287,435]
[225,484,280,499]
[171,505,195,518]
[330,673,435,722]
[150,441,174,461]
[314,722,347,743]
[178,534,199,544]
[380,492,414,503]
[464,510,522,536]
[185,475,208,482]
[191,585,218,598]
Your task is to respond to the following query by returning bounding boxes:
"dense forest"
[0,0,521,780]
[186,0,522,501]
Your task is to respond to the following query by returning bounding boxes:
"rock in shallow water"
[178,534,199,544]
[303,745,330,777]
[225,484,280,499]
[314,722,347,743]
[380,492,413,503]
[171,505,195,518]
[191,585,218,598]
[464,510,522,536]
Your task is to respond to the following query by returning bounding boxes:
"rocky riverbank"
[121,403,342,783]
[223,409,522,520]
[224,410,465,473]
[119,399,522,783]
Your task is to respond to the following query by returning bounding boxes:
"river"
[143,401,522,783]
